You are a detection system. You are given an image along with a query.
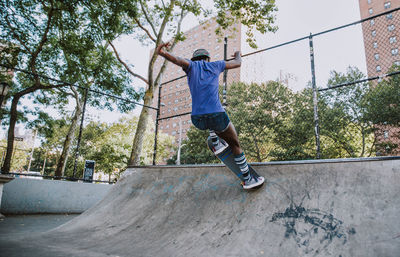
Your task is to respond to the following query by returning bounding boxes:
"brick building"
[359,0,400,76]
[358,0,400,155]
[151,18,242,143]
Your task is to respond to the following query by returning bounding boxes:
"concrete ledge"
[128,156,400,169]
[1,178,112,214]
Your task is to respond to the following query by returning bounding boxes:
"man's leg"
[216,123,251,181]
[209,130,228,154]
[215,123,242,155]
[209,130,219,145]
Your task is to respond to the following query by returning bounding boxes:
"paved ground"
[0,158,399,257]
[0,214,78,240]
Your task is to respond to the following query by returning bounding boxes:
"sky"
[241,0,366,91]
[105,0,366,120]
[6,0,367,138]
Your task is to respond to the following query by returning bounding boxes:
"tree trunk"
[2,94,21,174]
[54,105,82,178]
[129,90,154,166]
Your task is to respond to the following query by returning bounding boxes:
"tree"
[227,81,293,162]
[363,66,400,127]
[67,114,174,179]
[319,67,375,158]
[0,1,140,174]
[363,65,400,155]
[168,127,218,164]
[271,87,316,160]
[97,0,278,166]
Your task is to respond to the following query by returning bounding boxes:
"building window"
[386,13,393,20]
[373,42,378,48]
[384,2,391,9]
[369,8,373,14]
[388,24,395,32]
[392,48,399,55]
[368,0,372,3]
[370,19,375,26]
[371,30,376,37]
[376,65,382,72]
[374,53,380,60]
[389,36,397,44]
[395,61,400,66]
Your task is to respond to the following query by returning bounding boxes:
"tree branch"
[4,14,33,55]
[134,18,156,43]
[139,0,158,37]
[108,40,149,85]
[154,5,187,86]
[30,0,55,86]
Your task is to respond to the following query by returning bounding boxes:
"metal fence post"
[223,37,228,107]
[73,88,89,178]
[153,78,162,165]
[308,33,321,159]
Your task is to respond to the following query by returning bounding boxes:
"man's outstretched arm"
[225,51,242,70]
[156,42,189,69]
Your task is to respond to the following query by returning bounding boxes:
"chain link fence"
[156,7,400,163]
[1,8,399,174]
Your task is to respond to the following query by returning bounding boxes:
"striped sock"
[234,152,251,181]
[210,130,219,146]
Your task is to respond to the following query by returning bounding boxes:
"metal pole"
[223,37,228,107]
[27,129,37,172]
[73,88,89,178]
[309,33,321,159]
[153,78,162,165]
[176,118,183,165]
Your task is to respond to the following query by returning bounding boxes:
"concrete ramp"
[1,158,400,257]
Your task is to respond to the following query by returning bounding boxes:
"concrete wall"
[0,178,112,214]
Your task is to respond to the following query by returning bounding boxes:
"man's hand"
[155,42,189,69]
[232,51,241,59]
[226,51,242,70]
[156,42,170,56]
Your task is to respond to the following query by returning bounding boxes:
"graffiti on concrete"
[271,204,356,255]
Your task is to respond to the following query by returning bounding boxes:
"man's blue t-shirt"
[183,60,226,115]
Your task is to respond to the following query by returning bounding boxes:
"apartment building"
[359,0,400,76]
[151,18,242,142]
[359,0,400,155]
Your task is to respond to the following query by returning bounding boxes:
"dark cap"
[191,49,210,61]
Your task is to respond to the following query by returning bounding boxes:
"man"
[156,43,264,189]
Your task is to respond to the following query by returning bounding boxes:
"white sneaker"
[212,138,229,154]
[242,176,265,190]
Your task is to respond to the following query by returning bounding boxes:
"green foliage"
[271,88,316,160]
[168,126,218,165]
[319,66,376,158]
[227,81,294,161]
[0,139,28,172]
[59,114,174,178]
[178,67,394,162]
[213,0,277,48]
[363,65,400,126]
